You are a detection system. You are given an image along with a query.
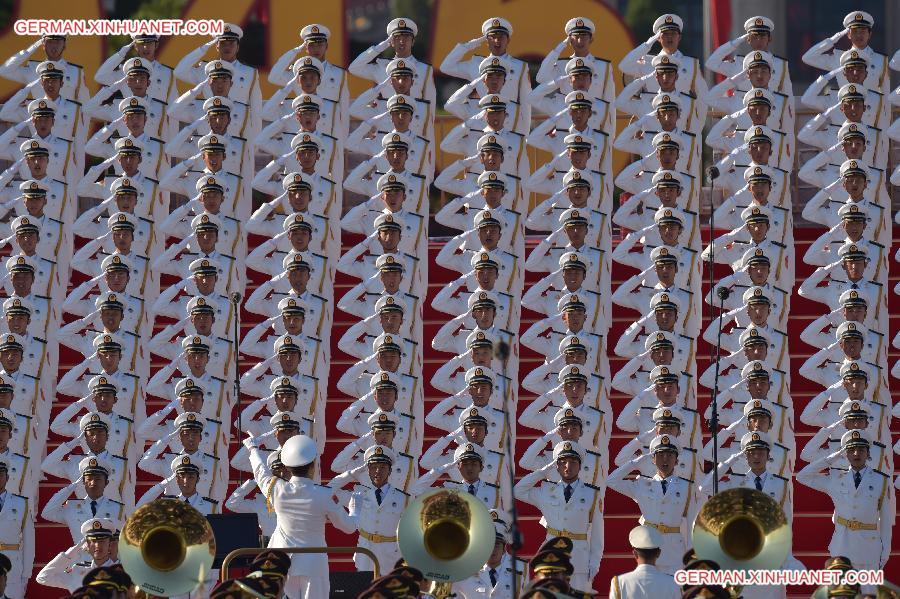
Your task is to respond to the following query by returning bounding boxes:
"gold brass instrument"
[692,487,792,572]
[118,498,216,597]
[397,489,495,598]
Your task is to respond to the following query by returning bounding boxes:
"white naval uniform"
[607,460,697,574]
[40,487,125,544]
[609,563,680,599]
[0,50,87,102]
[514,471,604,590]
[0,490,34,598]
[0,448,33,497]
[247,447,355,599]
[348,483,408,572]
[797,457,893,570]
[225,479,277,538]
[453,553,529,599]
[36,555,117,593]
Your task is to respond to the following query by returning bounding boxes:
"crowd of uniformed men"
[0,7,894,599]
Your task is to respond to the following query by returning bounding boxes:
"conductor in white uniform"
[246,434,356,599]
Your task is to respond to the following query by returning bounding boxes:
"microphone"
[230,292,242,305]
[706,166,720,182]
[716,286,731,301]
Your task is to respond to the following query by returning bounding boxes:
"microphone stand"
[705,166,724,494]
[496,340,521,597]
[710,286,730,494]
[231,292,242,482]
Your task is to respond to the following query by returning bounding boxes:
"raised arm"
[617,33,659,77]
[705,35,747,77]
[347,39,391,82]
[801,29,846,72]
[173,40,214,86]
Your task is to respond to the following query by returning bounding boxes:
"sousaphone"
[397,489,495,598]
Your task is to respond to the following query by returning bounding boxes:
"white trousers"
[5,556,26,599]
[569,573,592,592]
[285,574,330,599]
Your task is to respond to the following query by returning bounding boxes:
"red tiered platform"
[28,223,900,597]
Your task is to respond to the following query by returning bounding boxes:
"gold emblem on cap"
[852,430,861,438]
[660,367,669,375]
[754,52,762,60]
[571,367,579,375]
[850,160,858,168]
[89,458,98,466]
[852,402,860,410]
[755,18,763,25]
[565,408,574,417]
[563,442,572,450]
[663,409,672,417]
[752,433,760,441]
[93,520,102,529]
[375,447,383,455]
[661,435,670,443]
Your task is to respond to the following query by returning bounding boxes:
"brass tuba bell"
[118,498,216,596]
[397,489,495,596]
[692,488,792,572]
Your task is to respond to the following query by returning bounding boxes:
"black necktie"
[489,568,498,587]
[854,470,862,488]
[755,476,763,491]
[375,488,383,505]
[468,483,476,495]
[564,484,573,502]
[661,479,668,495]
[90,500,97,516]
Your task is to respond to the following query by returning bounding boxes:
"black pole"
[705,165,722,494]
[711,286,730,494]
[231,291,242,482]
[495,339,520,597]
